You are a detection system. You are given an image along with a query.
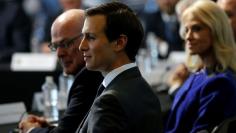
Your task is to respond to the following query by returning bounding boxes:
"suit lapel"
[96,84,106,97]
[76,111,89,133]
[67,67,86,104]
[76,83,105,133]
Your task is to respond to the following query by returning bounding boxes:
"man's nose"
[79,37,88,51]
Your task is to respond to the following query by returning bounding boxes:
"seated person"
[165,1,236,132]
[76,2,163,133]
[18,9,103,133]
[0,0,31,63]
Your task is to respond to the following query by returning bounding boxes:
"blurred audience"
[0,0,31,63]
[143,0,184,59]
[27,0,83,53]
[82,0,146,15]
[143,0,158,13]
[23,0,61,53]
[60,0,82,10]
[40,0,83,53]
[165,1,236,132]
[217,0,236,40]
[175,0,197,20]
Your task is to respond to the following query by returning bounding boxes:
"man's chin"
[63,69,72,75]
[85,64,94,71]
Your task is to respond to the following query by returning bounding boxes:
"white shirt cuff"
[26,127,35,133]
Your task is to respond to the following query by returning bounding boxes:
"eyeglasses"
[48,34,82,51]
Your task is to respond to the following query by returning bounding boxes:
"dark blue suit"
[165,69,236,133]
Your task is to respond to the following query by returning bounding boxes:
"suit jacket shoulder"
[81,67,163,133]
[31,67,103,133]
[166,70,236,133]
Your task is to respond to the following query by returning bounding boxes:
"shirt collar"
[102,63,137,87]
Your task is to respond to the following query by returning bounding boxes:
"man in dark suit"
[18,9,103,133]
[76,2,163,133]
[144,0,183,58]
[0,0,31,63]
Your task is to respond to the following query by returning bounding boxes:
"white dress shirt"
[102,63,137,88]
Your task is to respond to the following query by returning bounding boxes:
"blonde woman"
[165,0,236,133]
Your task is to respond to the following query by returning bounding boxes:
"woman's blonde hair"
[181,0,236,73]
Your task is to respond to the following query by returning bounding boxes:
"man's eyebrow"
[53,38,71,44]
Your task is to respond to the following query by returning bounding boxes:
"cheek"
[92,40,109,55]
[74,54,84,65]
[95,47,110,62]
[231,18,236,28]
[205,33,213,47]
[201,37,212,52]
[95,46,114,65]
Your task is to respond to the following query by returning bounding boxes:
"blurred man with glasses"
[48,34,82,51]
[19,9,103,133]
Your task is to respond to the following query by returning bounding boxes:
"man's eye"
[86,35,95,40]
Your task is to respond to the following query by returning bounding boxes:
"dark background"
[0,63,61,111]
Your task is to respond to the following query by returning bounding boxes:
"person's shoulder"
[199,70,236,93]
[207,70,235,83]
[77,67,102,77]
[74,67,103,84]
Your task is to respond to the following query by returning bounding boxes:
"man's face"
[79,15,117,73]
[156,0,179,14]
[217,0,236,40]
[51,24,84,75]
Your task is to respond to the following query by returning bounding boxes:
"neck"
[200,52,217,71]
[102,53,131,74]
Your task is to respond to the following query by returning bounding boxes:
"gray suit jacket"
[77,67,163,133]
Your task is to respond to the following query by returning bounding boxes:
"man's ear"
[113,34,127,52]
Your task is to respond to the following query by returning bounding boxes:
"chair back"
[211,115,236,133]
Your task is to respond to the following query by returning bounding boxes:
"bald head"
[50,9,85,75]
[217,0,236,40]
[51,9,84,42]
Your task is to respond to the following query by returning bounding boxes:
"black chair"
[211,115,236,133]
